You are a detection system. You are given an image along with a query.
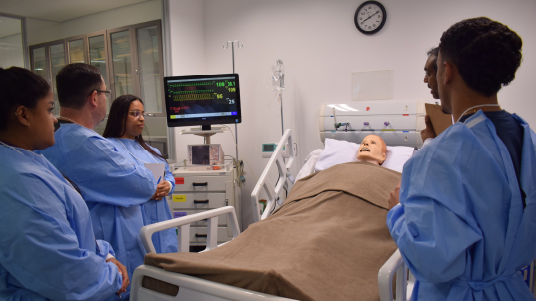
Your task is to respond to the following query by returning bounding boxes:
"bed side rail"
[250,129,295,223]
[139,206,241,253]
[378,249,415,301]
[131,265,298,301]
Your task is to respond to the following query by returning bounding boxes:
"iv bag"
[271,59,285,91]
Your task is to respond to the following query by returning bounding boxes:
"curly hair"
[0,67,50,131]
[427,46,439,58]
[426,47,439,71]
[438,17,522,97]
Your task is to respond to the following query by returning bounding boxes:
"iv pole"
[223,40,243,161]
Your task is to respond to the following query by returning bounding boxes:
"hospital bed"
[131,101,425,301]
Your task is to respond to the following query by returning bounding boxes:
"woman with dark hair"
[104,95,178,253]
[0,67,127,300]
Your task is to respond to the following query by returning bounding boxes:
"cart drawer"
[173,175,230,192]
[189,226,233,244]
[170,192,226,209]
[171,209,229,227]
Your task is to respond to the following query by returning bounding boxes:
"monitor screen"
[163,74,241,129]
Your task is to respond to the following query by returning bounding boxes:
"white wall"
[168,0,536,228]
[165,0,208,165]
[27,0,162,45]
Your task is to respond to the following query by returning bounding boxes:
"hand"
[151,181,170,201]
[388,180,401,210]
[421,115,436,141]
[106,257,130,296]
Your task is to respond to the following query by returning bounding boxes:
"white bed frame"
[131,206,296,301]
[131,129,412,301]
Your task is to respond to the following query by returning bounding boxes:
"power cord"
[223,125,258,184]
[224,155,247,187]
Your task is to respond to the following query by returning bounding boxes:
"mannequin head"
[357,135,387,165]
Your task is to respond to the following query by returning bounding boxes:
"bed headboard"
[319,101,426,148]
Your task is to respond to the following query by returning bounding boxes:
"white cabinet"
[169,164,240,246]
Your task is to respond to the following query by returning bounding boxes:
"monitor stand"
[180,125,226,144]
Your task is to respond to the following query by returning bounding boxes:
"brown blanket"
[143,161,401,300]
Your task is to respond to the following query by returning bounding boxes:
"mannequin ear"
[14,106,31,127]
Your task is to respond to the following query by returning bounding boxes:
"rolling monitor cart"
[164,74,243,249]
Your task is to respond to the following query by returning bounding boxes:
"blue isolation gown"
[388,111,536,300]
[0,145,122,301]
[39,123,156,299]
[108,138,177,253]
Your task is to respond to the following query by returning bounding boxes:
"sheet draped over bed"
[143,161,401,300]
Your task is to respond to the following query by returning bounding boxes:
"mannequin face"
[357,135,387,165]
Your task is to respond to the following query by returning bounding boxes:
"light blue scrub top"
[388,111,536,301]
[0,145,122,301]
[39,123,157,300]
[108,138,177,253]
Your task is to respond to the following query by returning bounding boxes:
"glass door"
[67,37,86,64]
[134,21,165,114]
[108,27,134,99]
[49,42,66,115]
[30,46,48,80]
[0,15,26,68]
[88,32,110,110]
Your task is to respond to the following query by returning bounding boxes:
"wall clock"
[354,1,387,35]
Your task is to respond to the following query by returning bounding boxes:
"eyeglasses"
[129,110,147,119]
[87,89,112,99]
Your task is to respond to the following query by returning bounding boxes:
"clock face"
[354,1,386,34]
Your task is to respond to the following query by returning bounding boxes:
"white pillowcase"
[314,138,415,173]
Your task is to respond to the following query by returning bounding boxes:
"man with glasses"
[39,63,157,300]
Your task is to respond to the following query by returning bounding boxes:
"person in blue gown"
[103,94,178,253]
[38,63,158,299]
[0,66,128,300]
[387,18,536,300]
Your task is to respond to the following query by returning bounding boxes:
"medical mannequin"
[0,67,127,300]
[356,134,387,165]
[103,95,178,254]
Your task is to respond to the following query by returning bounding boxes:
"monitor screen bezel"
[163,73,242,128]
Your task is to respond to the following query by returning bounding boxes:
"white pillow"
[314,138,414,173]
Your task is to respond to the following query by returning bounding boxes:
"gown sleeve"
[96,239,115,259]
[164,159,176,195]
[68,136,156,207]
[0,177,122,301]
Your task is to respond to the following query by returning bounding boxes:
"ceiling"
[0,0,151,22]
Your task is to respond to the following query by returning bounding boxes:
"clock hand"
[362,11,379,23]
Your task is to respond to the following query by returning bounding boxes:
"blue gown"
[108,138,177,253]
[0,144,122,301]
[39,123,157,299]
[387,111,536,300]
